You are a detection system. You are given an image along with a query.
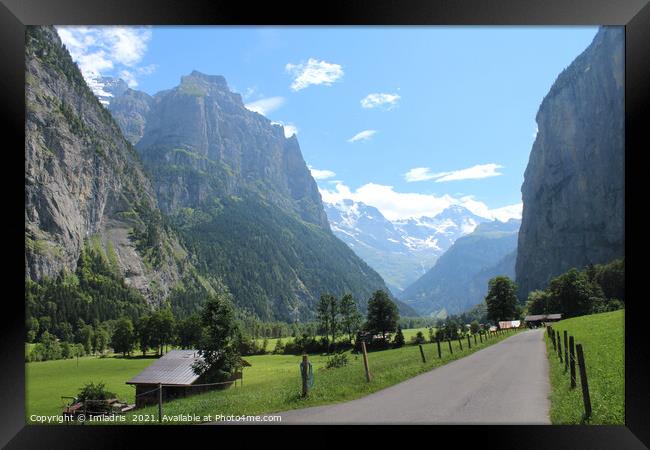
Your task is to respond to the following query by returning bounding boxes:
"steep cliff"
[515,27,624,299]
[25,26,183,303]
[127,71,329,229]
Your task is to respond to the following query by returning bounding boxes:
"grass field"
[26,355,158,419]
[544,309,624,424]
[127,328,519,424]
[26,327,515,424]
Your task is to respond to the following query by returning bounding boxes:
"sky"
[56,26,600,222]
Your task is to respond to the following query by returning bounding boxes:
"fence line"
[547,325,592,420]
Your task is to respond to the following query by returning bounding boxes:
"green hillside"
[545,309,624,424]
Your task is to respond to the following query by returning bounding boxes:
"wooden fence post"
[556,331,563,363]
[563,330,569,373]
[437,339,442,358]
[301,354,309,396]
[419,344,426,363]
[479,333,483,343]
[361,341,372,382]
[458,337,463,351]
[448,339,453,355]
[569,336,576,389]
[576,344,592,420]
[467,335,471,349]
[550,327,556,351]
[474,334,477,345]
[158,383,163,423]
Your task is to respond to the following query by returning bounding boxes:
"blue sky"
[56,26,600,221]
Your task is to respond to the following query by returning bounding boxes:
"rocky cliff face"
[516,27,624,299]
[110,71,328,229]
[25,26,183,303]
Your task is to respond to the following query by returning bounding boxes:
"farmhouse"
[524,313,562,328]
[126,350,244,408]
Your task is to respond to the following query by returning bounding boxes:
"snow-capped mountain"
[324,200,490,294]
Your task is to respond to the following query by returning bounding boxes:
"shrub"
[410,331,426,345]
[325,352,349,369]
[76,381,116,412]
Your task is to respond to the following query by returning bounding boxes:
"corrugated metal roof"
[126,350,203,386]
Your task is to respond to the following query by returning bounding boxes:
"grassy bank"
[128,328,521,424]
[544,309,624,424]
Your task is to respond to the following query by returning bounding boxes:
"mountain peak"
[181,71,229,88]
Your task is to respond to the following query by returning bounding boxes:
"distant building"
[126,350,244,408]
[524,314,562,328]
[498,320,521,329]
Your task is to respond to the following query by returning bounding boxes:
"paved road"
[267,329,550,424]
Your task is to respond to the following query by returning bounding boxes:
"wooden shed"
[126,350,243,408]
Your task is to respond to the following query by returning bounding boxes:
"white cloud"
[308,166,336,180]
[270,121,298,138]
[360,93,401,110]
[101,27,151,66]
[405,163,504,183]
[320,182,522,222]
[347,129,377,143]
[56,26,154,100]
[245,96,286,116]
[285,58,343,91]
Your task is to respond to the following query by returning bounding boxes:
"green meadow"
[127,329,519,424]
[26,327,519,424]
[26,354,157,419]
[545,309,624,424]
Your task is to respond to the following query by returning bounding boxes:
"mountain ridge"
[325,199,492,293]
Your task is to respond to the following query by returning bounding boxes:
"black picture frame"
[1,0,647,448]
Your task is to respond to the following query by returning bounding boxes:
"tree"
[470,320,480,334]
[26,317,39,343]
[112,317,135,356]
[176,314,204,349]
[157,308,176,354]
[56,321,74,342]
[273,338,284,355]
[317,293,339,349]
[136,315,152,356]
[39,331,62,360]
[365,290,399,341]
[192,293,242,382]
[76,324,94,355]
[594,258,624,302]
[393,326,405,348]
[526,289,556,315]
[548,269,601,318]
[93,325,110,355]
[485,276,519,325]
[339,294,363,343]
